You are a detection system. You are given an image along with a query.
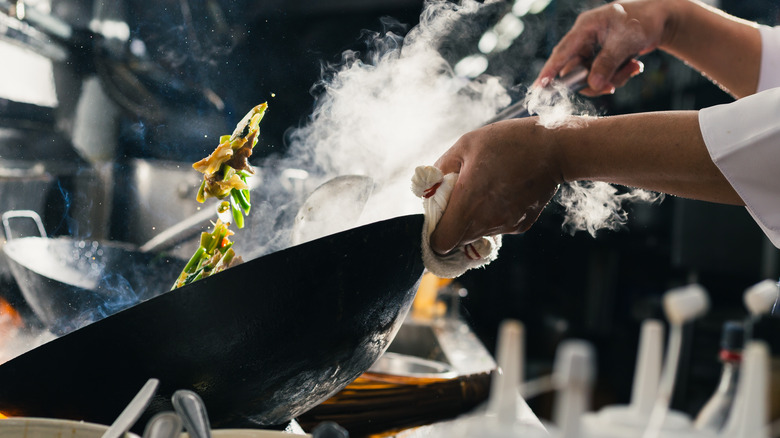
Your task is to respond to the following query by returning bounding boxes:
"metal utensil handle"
[482,66,589,125]
[1,210,47,241]
[101,378,160,438]
[172,390,212,438]
[142,411,183,438]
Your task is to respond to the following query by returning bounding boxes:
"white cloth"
[411,166,502,278]
[698,25,780,248]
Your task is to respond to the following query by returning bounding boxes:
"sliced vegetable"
[174,103,267,289]
[190,103,267,229]
[171,219,242,290]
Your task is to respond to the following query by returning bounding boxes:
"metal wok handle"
[2,209,47,241]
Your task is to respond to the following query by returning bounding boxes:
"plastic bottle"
[693,321,744,432]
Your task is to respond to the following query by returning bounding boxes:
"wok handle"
[1,210,47,241]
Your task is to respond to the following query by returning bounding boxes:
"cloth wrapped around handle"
[411,165,502,278]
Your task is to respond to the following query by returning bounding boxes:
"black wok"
[0,214,425,428]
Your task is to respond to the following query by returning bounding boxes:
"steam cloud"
[242,0,513,257]
[525,82,664,237]
[243,0,662,253]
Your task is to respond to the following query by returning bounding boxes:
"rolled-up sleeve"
[699,87,780,248]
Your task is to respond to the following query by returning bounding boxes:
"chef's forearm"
[552,111,745,205]
[660,0,761,98]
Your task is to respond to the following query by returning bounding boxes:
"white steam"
[243,0,661,255]
[242,0,511,255]
[557,182,663,237]
[525,83,664,236]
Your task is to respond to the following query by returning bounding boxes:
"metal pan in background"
[0,214,425,430]
[1,210,185,336]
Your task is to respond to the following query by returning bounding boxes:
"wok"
[0,213,425,429]
[2,210,184,335]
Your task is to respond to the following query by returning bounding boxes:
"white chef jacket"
[699,25,780,248]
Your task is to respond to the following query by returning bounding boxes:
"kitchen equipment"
[0,162,54,282]
[2,210,185,335]
[102,378,160,438]
[142,412,182,438]
[311,422,349,438]
[482,67,589,125]
[0,0,224,122]
[173,390,212,438]
[0,214,425,429]
[720,341,770,438]
[291,175,374,245]
[184,431,311,438]
[366,351,457,381]
[115,159,215,258]
[0,417,140,438]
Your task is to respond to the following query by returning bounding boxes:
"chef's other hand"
[535,0,673,96]
[429,119,562,255]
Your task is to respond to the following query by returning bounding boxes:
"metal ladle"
[291,175,374,245]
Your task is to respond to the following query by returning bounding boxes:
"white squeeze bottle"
[693,321,744,432]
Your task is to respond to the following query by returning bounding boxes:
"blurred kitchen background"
[2,0,780,427]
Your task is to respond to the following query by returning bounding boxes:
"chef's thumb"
[430,207,470,256]
[430,225,457,256]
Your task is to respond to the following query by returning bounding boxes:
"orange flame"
[0,296,23,333]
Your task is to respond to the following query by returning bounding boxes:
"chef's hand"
[535,0,673,96]
[429,118,561,255]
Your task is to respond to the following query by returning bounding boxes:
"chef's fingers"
[534,13,603,88]
[586,21,647,94]
[577,59,643,97]
[611,59,644,88]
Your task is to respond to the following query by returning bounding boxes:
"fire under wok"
[0,213,425,429]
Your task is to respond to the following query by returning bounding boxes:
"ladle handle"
[172,390,212,438]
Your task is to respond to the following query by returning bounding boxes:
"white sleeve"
[699,87,780,248]
[758,25,780,92]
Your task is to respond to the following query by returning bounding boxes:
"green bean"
[232,188,251,215]
[199,232,212,250]
[222,165,235,181]
[183,247,205,274]
[230,195,244,228]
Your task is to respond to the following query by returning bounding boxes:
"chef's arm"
[661,0,761,98]
[554,111,744,205]
[429,111,744,254]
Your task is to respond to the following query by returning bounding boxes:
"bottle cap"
[720,320,745,352]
